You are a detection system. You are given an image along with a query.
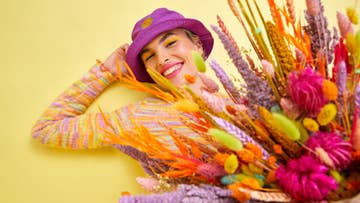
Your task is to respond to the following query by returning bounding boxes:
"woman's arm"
[31,64,118,149]
[31,44,130,149]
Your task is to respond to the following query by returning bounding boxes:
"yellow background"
[0,0,358,202]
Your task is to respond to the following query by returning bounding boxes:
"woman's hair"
[184,29,199,42]
[183,29,204,56]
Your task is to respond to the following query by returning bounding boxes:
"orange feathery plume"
[116,61,177,103]
[268,0,284,33]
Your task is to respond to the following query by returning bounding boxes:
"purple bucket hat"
[126,7,214,82]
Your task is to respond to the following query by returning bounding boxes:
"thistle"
[305,132,352,170]
[276,155,338,201]
[287,67,327,116]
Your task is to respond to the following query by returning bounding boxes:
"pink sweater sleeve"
[31,65,120,149]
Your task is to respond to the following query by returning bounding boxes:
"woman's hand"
[102,43,129,76]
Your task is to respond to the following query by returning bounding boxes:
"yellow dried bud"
[346,34,357,55]
[317,103,337,126]
[303,117,319,132]
[347,7,358,25]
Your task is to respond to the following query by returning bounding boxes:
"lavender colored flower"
[119,184,237,203]
[211,25,275,115]
[210,115,270,159]
[304,0,337,65]
[113,144,168,176]
[208,59,243,104]
[336,60,347,95]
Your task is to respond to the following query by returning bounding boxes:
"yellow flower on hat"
[141,17,153,29]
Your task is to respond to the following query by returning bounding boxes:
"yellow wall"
[1,0,358,202]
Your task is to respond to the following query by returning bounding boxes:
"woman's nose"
[157,51,170,68]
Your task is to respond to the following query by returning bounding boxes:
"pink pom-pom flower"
[287,67,327,117]
[276,155,338,201]
[305,132,352,170]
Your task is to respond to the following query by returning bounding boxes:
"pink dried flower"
[196,163,227,183]
[286,0,296,22]
[136,177,160,192]
[198,73,219,93]
[287,67,327,116]
[280,98,302,119]
[337,11,354,38]
[305,132,352,169]
[276,155,338,201]
[261,59,274,77]
[295,48,306,68]
[306,0,320,16]
[200,90,226,113]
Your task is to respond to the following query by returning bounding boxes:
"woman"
[31,7,237,202]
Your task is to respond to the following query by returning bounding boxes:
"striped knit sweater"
[31,65,197,173]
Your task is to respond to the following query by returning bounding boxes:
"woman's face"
[140,29,204,89]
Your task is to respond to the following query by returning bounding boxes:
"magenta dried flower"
[305,132,352,170]
[287,67,327,116]
[276,155,338,201]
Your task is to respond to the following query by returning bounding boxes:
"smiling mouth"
[162,64,182,78]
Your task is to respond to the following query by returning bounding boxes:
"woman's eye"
[166,40,177,47]
[145,54,154,61]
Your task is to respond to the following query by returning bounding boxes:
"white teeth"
[163,64,181,76]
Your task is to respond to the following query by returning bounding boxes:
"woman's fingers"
[103,43,129,75]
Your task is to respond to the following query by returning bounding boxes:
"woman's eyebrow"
[158,32,175,44]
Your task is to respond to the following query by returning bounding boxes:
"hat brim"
[126,18,214,82]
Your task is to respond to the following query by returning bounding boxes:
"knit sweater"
[29,65,271,202]
[31,65,197,149]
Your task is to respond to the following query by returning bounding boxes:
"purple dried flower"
[113,144,167,175]
[276,155,338,201]
[211,25,275,114]
[334,59,347,118]
[305,132,352,170]
[210,115,270,159]
[304,0,336,65]
[336,60,347,95]
[287,67,327,116]
[119,184,236,203]
[208,59,243,104]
